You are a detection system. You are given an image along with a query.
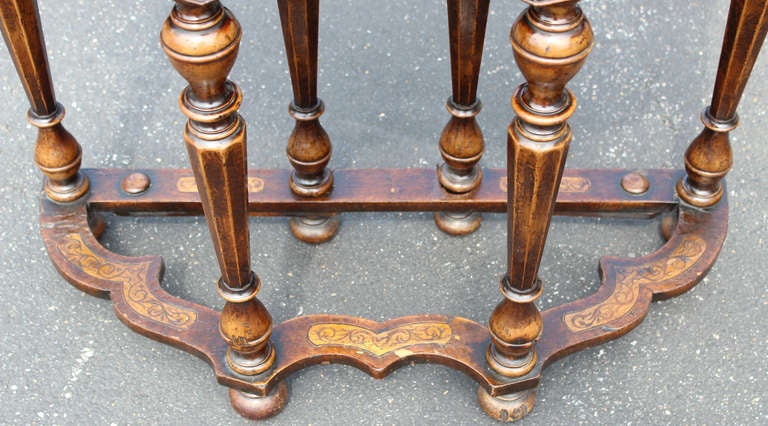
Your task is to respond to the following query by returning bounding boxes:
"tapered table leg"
[678,0,768,207]
[434,0,490,235]
[277,0,339,243]
[480,1,593,421]
[0,0,89,203]
[160,1,285,420]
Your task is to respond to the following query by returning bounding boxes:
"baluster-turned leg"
[160,1,286,419]
[677,0,768,207]
[479,1,592,421]
[435,0,490,235]
[277,0,338,243]
[0,0,89,203]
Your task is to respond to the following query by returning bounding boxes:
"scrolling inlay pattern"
[176,176,265,194]
[57,234,197,330]
[499,176,591,193]
[308,322,453,356]
[564,235,706,332]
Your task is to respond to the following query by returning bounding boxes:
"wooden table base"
[4,0,763,421]
[39,167,726,420]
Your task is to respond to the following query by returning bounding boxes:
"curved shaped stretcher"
[40,167,727,398]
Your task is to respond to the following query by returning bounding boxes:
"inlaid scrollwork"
[564,235,706,332]
[177,176,265,194]
[308,322,453,356]
[57,234,197,330]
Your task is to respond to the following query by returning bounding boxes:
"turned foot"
[229,382,288,420]
[289,215,340,244]
[477,386,536,423]
[434,211,482,236]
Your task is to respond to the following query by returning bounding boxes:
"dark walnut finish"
[160,1,284,419]
[483,0,593,419]
[37,174,727,418]
[0,0,89,203]
[84,168,681,216]
[434,0,490,235]
[277,0,339,243]
[3,0,765,422]
[678,0,768,207]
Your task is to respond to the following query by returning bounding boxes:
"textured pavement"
[1,0,767,424]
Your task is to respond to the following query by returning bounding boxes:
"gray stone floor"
[1,0,766,424]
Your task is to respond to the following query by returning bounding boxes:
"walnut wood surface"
[711,0,768,119]
[7,0,759,421]
[278,0,319,109]
[434,0,490,235]
[538,200,728,368]
[161,1,250,290]
[0,0,55,113]
[277,0,337,243]
[487,0,594,386]
[161,1,276,379]
[437,0,489,192]
[679,0,768,207]
[84,168,680,216]
[446,0,489,106]
[505,0,593,293]
[278,0,333,197]
[0,0,89,202]
[39,189,727,400]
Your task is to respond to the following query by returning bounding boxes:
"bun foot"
[229,382,288,420]
[289,215,340,244]
[477,386,536,423]
[434,211,481,236]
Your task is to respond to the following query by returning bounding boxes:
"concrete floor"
[1,0,766,424]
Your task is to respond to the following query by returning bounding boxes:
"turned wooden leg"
[434,0,489,235]
[483,1,593,421]
[677,0,768,207]
[160,1,284,419]
[277,0,339,243]
[0,0,89,203]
